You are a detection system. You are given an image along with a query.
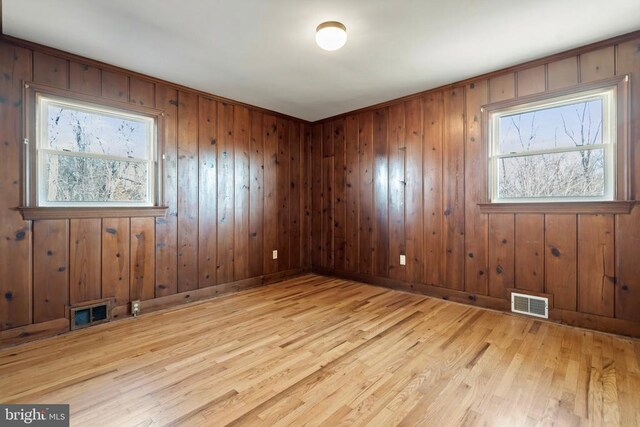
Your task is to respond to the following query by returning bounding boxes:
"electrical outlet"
[273,250,278,260]
[400,255,406,266]
[131,300,141,317]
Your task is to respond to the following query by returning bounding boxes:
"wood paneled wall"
[311,35,640,336]
[0,38,311,345]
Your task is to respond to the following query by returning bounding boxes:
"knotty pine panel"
[155,85,179,297]
[464,81,488,295]
[198,97,218,287]
[216,102,235,283]
[248,110,264,277]
[177,91,199,292]
[0,42,32,330]
[233,106,251,280]
[102,218,130,306]
[344,116,360,272]
[263,115,279,274]
[277,119,291,271]
[33,220,68,323]
[388,104,406,282]
[442,87,465,290]
[358,111,374,276]
[333,118,347,271]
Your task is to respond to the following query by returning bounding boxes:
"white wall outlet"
[131,300,141,317]
[273,250,278,260]
[400,254,406,266]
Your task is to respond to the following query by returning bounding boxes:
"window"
[21,83,166,217]
[483,75,630,207]
[37,95,155,206]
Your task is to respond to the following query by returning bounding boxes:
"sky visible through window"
[499,99,602,154]
[495,98,607,200]
[47,103,149,159]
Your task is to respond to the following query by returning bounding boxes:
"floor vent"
[511,292,548,319]
[70,300,111,330]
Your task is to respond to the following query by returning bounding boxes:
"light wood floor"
[1,274,639,426]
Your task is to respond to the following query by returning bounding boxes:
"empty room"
[1,0,640,425]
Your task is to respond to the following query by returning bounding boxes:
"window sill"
[477,201,635,214]
[18,206,169,220]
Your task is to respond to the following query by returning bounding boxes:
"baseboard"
[314,267,640,339]
[0,268,309,349]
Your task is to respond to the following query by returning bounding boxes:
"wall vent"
[70,300,111,330]
[511,292,548,319]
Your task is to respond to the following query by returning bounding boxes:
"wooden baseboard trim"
[314,268,640,338]
[0,318,70,348]
[1,268,309,349]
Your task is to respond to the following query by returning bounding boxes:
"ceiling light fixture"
[316,21,347,51]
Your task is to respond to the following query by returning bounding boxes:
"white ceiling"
[4,1,640,121]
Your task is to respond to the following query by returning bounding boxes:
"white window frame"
[35,94,157,207]
[487,86,617,203]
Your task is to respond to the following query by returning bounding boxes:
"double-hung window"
[483,75,630,208]
[21,83,166,218]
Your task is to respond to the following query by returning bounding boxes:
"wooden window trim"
[479,74,632,214]
[478,200,635,214]
[19,82,167,219]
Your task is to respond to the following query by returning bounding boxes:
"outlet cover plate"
[273,250,278,259]
[400,254,406,265]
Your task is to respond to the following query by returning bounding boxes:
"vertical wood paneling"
[488,74,515,103]
[101,70,128,102]
[321,121,334,269]
[278,119,291,271]
[358,112,374,276]
[310,124,323,268]
[70,219,101,304]
[464,81,488,295]
[289,123,303,269]
[301,125,311,268]
[154,85,178,297]
[580,47,615,82]
[488,214,515,298]
[373,109,389,277]
[388,104,405,281]
[198,97,217,287]
[0,43,32,330]
[333,119,346,271]
[424,93,444,286]
[578,215,615,317]
[130,218,155,301]
[129,78,155,106]
[264,115,279,273]
[614,37,640,322]
[547,57,579,90]
[217,102,235,283]
[249,111,264,277]
[177,91,198,292]
[288,123,302,270]
[404,100,423,284]
[33,220,68,323]
[102,218,130,306]
[234,106,250,280]
[33,52,68,88]
[545,214,577,311]
[514,214,544,293]
[442,87,465,290]
[344,116,359,272]
[516,65,546,97]
[69,62,101,96]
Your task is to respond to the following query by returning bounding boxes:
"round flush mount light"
[316,21,347,51]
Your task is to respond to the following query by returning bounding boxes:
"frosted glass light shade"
[316,21,347,51]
